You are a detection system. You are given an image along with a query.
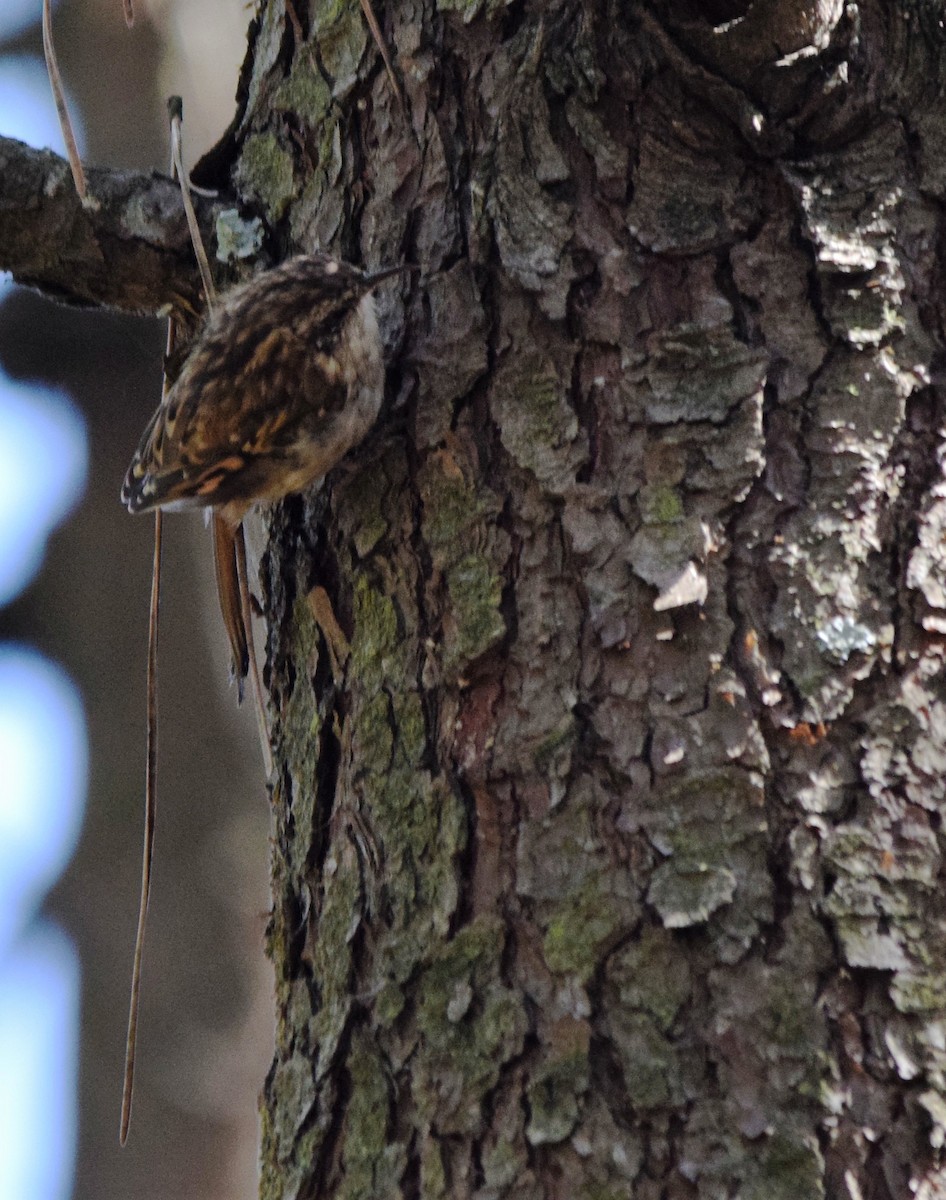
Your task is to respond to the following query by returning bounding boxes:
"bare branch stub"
[0,136,216,317]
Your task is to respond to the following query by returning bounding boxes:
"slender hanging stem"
[120,507,162,1144]
[120,106,185,1142]
[168,99,217,308]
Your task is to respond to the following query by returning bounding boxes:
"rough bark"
[8,0,946,1197]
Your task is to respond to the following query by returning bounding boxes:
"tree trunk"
[7,0,946,1196]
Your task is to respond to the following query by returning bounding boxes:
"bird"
[122,253,404,680]
[122,253,402,529]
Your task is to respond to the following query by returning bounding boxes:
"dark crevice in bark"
[311,705,343,875]
[307,1015,358,1196]
[263,494,314,698]
[448,773,479,932]
[290,0,312,41]
[399,1138,421,1200]
[570,349,600,488]
[496,0,529,46]
[886,384,944,667]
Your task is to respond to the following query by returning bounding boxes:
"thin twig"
[285,0,304,46]
[358,0,405,112]
[121,106,274,1140]
[42,0,87,199]
[168,98,216,307]
[123,0,134,27]
[120,506,162,1144]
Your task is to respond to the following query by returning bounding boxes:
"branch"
[0,135,221,317]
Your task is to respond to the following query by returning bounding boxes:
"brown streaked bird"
[122,253,403,680]
[122,254,401,529]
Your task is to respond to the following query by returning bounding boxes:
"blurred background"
[0,3,274,1199]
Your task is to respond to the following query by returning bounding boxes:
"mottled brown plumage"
[122,254,399,526]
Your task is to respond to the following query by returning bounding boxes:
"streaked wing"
[121,255,387,517]
[123,320,347,514]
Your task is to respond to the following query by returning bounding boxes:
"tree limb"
[0,135,219,317]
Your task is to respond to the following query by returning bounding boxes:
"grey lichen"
[606,927,691,1032]
[214,207,264,263]
[648,861,737,929]
[419,453,509,677]
[642,769,771,954]
[444,554,506,673]
[608,1009,682,1110]
[274,60,332,129]
[815,613,876,662]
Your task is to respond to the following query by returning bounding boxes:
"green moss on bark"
[339,1034,406,1200]
[526,1049,589,1145]
[235,132,296,222]
[274,61,332,129]
[543,873,635,979]
[311,0,367,95]
[444,554,506,673]
[415,917,527,1135]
